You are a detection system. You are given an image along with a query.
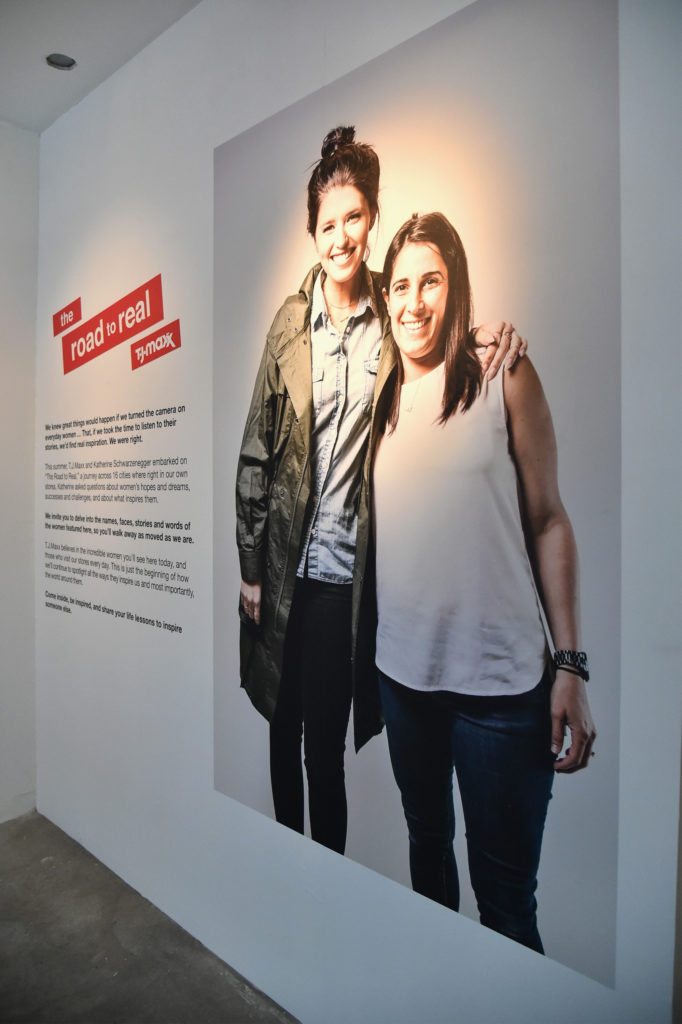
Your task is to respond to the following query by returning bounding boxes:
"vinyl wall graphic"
[214,0,619,983]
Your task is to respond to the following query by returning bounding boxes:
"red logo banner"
[62,275,163,374]
[131,319,182,370]
[52,298,82,336]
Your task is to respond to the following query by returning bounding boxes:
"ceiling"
[0,0,204,134]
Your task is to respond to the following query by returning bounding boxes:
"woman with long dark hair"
[372,212,596,950]
[236,131,525,855]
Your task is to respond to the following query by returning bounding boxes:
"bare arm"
[505,358,596,773]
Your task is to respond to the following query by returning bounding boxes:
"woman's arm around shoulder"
[473,321,528,378]
[505,358,597,773]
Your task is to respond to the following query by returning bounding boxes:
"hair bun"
[321,125,356,160]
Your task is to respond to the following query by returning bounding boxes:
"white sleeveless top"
[373,362,546,696]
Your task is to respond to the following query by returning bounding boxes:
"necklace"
[402,376,423,413]
[402,362,445,413]
[323,280,359,332]
[329,311,352,332]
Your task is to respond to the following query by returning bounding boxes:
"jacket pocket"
[312,364,325,414]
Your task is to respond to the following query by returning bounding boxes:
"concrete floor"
[0,812,298,1024]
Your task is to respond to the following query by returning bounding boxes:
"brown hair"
[381,212,480,432]
[306,126,380,235]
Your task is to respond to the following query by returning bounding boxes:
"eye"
[392,282,407,294]
[322,224,334,234]
[424,275,441,287]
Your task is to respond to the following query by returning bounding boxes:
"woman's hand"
[240,579,262,625]
[473,321,528,379]
[550,671,597,772]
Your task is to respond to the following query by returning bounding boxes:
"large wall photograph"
[214,0,619,983]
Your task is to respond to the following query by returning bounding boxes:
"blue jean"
[379,669,554,953]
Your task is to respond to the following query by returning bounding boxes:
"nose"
[407,286,424,313]
[332,223,348,249]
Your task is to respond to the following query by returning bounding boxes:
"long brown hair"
[382,212,481,432]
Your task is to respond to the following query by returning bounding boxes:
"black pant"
[269,578,353,854]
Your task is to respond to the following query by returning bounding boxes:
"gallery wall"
[33,1,680,1022]
[1,118,38,824]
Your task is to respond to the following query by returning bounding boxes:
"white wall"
[33,1,680,1022]
[618,0,682,1015]
[0,118,38,824]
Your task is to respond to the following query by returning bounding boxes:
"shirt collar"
[311,264,377,331]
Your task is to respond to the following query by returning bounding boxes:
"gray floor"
[0,812,299,1024]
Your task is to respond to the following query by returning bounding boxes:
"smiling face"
[384,241,450,381]
[313,184,373,296]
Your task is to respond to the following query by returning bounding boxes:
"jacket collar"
[269,266,318,356]
[267,266,319,430]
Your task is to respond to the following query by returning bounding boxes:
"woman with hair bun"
[235,128,526,854]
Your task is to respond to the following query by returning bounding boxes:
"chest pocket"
[312,364,325,415]
[362,354,380,412]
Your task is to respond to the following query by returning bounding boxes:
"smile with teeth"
[331,248,355,264]
[401,316,431,332]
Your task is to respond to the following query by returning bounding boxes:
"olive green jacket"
[236,264,396,751]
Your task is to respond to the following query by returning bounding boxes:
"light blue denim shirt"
[297,268,382,583]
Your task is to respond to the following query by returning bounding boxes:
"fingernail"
[551,744,560,755]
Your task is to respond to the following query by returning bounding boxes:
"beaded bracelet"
[553,649,590,682]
